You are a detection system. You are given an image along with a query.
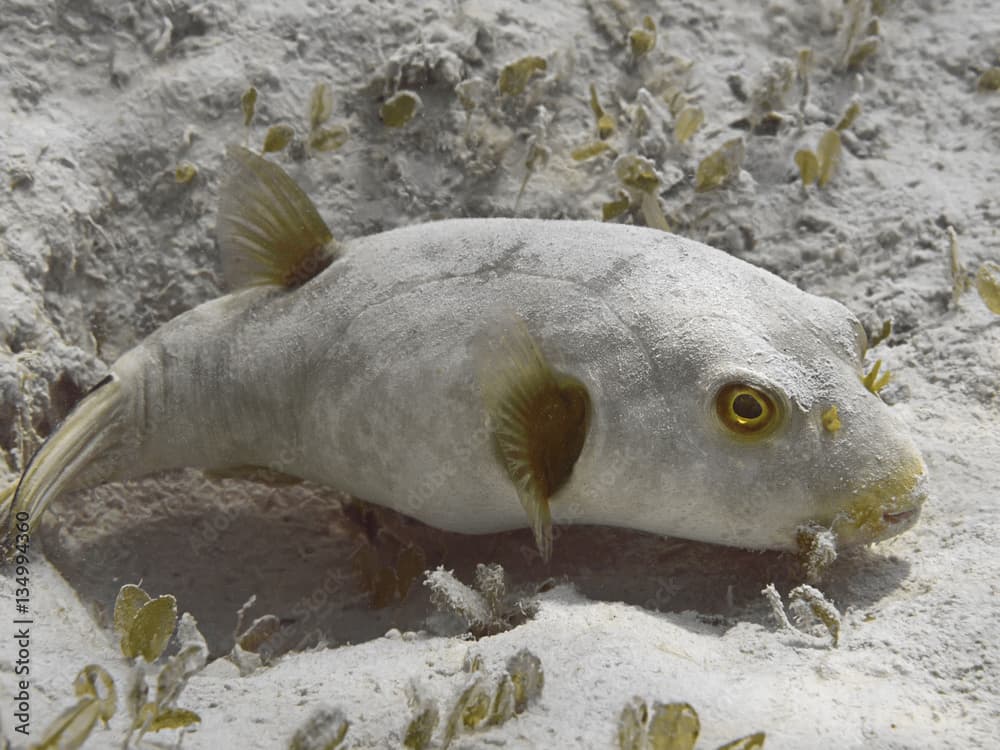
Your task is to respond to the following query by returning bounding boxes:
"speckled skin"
[93,219,926,551]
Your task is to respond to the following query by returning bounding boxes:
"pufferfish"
[0,146,927,563]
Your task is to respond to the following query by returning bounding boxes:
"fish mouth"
[882,507,918,526]
[830,456,928,546]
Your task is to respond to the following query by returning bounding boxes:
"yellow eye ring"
[715,383,780,437]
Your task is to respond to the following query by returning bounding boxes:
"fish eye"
[715,383,781,437]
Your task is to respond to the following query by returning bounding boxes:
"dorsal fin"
[216,145,337,289]
[478,317,591,562]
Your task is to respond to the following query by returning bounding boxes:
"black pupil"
[732,393,763,420]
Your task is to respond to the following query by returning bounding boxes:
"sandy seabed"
[1,0,998,748]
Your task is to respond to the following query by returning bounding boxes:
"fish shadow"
[40,470,912,656]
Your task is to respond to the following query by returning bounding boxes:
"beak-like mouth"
[882,507,918,526]
[831,456,928,546]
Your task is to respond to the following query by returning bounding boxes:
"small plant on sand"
[32,584,209,749]
[114,584,208,745]
[403,648,544,749]
[31,665,117,750]
[947,225,1000,314]
[289,706,350,750]
[239,82,349,156]
[228,594,282,675]
[835,0,882,73]
[424,563,539,638]
[617,696,766,749]
[794,129,842,189]
[762,583,842,647]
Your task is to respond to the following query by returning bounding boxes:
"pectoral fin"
[216,145,338,289]
[478,318,591,562]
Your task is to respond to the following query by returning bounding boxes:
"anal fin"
[478,318,591,562]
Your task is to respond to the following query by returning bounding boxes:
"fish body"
[1,152,927,558]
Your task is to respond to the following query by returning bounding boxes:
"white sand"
[1,0,998,747]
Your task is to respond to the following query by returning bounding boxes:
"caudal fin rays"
[478,318,591,562]
[217,145,337,290]
[1,375,126,556]
[0,481,15,529]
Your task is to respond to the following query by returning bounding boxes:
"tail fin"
[0,481,15,528]
[1,374,127,557]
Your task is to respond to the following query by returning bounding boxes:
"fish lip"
[830,463,928,545]
[869,487,926,539]
[882,507,918,525]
